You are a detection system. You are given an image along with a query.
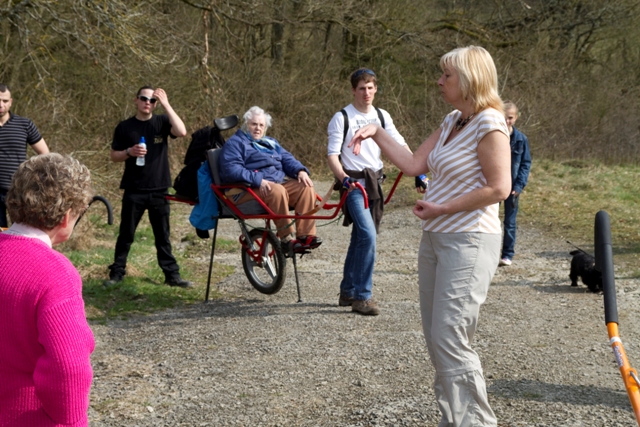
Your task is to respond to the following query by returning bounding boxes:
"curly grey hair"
[240,106,273,135]
[6,153,93,230]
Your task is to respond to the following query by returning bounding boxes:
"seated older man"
[218,106,321,251]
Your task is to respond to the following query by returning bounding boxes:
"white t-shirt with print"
[327,104,406,177]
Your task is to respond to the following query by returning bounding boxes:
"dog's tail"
[566,240,592,256]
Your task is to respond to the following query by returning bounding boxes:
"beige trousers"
[418,231,500,427]
[235,179,316,238]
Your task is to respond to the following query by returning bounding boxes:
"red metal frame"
[165,194,197,205]
[384,172,404,205]
[239,226,276,266]
[168,172,405,223]
[210,181,369,221]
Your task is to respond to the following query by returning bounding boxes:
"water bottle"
[416,174,429,191]
[136,136,146,166]
[419,174,429,189]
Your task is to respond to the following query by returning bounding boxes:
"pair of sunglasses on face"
[137,95,157,104]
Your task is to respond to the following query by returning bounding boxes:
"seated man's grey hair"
[241,106,273,134]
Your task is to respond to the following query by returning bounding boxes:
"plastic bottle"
[136,136,146,166]
[416,174,429,191]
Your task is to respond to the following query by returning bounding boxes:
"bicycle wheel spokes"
[241,228,286,295]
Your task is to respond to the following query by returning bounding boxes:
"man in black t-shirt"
[104,86,192,288]
[0,84,50,227]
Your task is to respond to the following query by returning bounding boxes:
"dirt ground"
[87,183,640,426]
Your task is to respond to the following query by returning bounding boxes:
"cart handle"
[384,172,404,205]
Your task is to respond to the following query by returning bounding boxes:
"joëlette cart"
[167,115,404,303]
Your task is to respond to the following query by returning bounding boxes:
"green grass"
[61,205,238,322]
[521,159,640,274]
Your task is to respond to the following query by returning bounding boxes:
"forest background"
[2,0,640,204]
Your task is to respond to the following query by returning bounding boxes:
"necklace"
[454,113,475,131]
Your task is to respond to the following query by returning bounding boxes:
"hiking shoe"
[291,235,323,252]
[300,235,323,249]
[338,294,355,307]
[165,277,194,288]
[103,276,123,287]
[499,257,512,267]
[352,299,380,316]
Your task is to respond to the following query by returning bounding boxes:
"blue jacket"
[510,126,531,194]
[189,162,218,230]
[218,129,309,188]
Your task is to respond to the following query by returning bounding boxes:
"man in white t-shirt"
[327,68,411,315]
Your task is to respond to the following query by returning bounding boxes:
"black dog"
[569,250,603,292]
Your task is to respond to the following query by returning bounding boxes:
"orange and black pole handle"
[596,210,640,425]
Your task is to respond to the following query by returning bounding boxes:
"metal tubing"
[384,172,404,205]
[291,250,302,303]
[596,210,640,424]
[607,323,640,424]
[204,225,218,303]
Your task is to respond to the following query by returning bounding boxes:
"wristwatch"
[125,147,131,157]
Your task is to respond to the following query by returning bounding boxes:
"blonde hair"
[6,153,93,230]
[440,46,503,114]
[503,101,518,115]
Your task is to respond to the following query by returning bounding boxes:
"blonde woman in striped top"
[349,46,511,427]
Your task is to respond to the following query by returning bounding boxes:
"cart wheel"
[242,228,286,295]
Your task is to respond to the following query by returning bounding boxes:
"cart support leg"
[204,226,218,303]
[290,248,303,303]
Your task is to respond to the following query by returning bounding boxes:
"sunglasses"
[137,95,157,104]
[352,68,376,79]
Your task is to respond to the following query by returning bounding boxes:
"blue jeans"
[501,194,519,260]
[340,190,376,301]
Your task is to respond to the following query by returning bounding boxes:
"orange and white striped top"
[421,108,509,234]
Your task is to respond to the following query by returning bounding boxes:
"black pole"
[290,248,303,303]
[204,226,218,303]
[595,210,617,325]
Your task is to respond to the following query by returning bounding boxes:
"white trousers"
[418,231,500,427]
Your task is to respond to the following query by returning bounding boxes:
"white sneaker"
[499,257,512,266]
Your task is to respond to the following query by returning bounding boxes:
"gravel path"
[88,187,640,426]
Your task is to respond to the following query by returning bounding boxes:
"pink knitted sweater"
[0,233,95,427]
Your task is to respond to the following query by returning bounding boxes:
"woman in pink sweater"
[0,153,95,427]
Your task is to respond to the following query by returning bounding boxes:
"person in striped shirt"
[350,46,511,427]
[0,84,49,228]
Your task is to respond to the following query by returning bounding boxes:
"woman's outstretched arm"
[348,124,440,176]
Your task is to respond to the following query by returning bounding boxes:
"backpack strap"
[341,109,349,146]
[375,107,385,129]
[337,107,387,181]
